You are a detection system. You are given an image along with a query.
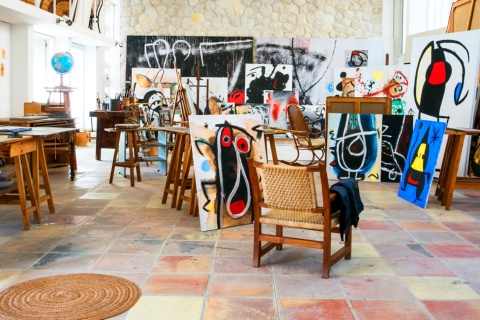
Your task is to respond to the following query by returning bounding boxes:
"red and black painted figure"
[195,121,260,229]
[414,40,470,124]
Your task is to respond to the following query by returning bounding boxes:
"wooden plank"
[7,139,36,157]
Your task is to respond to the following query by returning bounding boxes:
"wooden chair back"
[247,158,352,278]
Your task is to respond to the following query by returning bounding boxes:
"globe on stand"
[46,52,75,115]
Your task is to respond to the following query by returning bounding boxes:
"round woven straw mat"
[0,273,141,320]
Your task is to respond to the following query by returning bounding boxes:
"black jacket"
[330,178,364,241]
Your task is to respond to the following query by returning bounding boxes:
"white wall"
[0,21,10,117]
[11,24,33,117]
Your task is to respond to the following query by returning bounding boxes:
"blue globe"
[51,52,74,74]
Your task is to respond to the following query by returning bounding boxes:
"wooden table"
[1,127,77,217]
[0,116,75,127]
[258,127,285,165]
[89,111,134,160]
[0,126,78,181]
[0,135,40,230]
[435,128,480,210]
[0,118,77,180]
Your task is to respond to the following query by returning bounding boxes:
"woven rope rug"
[0,273,141,320]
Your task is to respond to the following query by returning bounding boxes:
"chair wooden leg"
[276,225,283,250]
[127,132,135,187]
[345,227,353,260]
[109,132,121,184]
[132,132,142,182]
[322,229,332,279]
[253,223,261,267]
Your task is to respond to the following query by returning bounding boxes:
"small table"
[0,126,77,215]
[259,127,285,165]
[435,128,480,210]
[89,111,134,160]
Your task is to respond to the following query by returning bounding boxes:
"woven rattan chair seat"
[297,137,325,149]
[260,209,340,230]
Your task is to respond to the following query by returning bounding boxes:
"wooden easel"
[186,59,209,115]
[171,63,191,125]
[447,0,480,33]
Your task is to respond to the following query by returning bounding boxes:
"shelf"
[0,0,115,47]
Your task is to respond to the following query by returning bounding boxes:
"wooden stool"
[109,125,141,187]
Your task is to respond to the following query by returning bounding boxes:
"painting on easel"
[189,114,266,231]
[398,120,446,209]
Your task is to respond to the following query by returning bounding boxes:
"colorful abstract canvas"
[345,50,369,67]
[381,115,414,182]
[131,68,177,102]
[266,91,299,128]
[405,29,480,176]
[327,113,382,182]
[189,114,266,231]
[245,64,293,103]
[256,38,384,104]
[398,120,447,209]
[355,65,410,115]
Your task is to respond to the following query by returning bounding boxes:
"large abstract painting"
[327,113,382,182]
[256,38,384,104]
[126,36,254,104]
[189,114,266,231]
[355,65,410,115]
[398,120,447,208]
[405,29,480,176]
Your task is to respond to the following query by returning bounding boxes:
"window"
[403,0,456,44]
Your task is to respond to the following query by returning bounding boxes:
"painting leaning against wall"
[398,119,446,209]
[381,115,414,182]
[126,35,254,104]
[327,113,382,182]
[189,114,266,231]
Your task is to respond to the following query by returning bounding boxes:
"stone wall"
[119,0,384,76]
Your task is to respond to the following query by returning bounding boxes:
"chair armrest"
[309,129,325,139]
[269,127,309,136]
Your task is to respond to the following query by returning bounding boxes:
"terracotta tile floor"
[0,143,480,319]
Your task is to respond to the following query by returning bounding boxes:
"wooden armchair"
[247,158,352,279]
[278,104,326,166]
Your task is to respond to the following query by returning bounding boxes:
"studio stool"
[109,124,141,187]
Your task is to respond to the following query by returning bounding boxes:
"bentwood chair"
[247,158,352,279]
[280,104,326,166]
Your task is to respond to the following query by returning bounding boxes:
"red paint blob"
[229,200,246,215]
[428,62,447,85]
